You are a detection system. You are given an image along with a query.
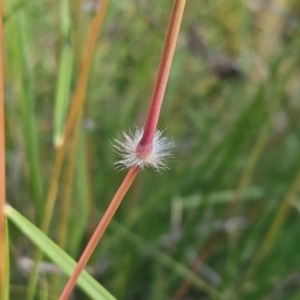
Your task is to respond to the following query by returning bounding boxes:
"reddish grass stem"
[137,0,186,156]
[60,1,186,298]
[0,3,7,298]
[59,167,139,300]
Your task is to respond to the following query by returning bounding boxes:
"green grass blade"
[67,129,90,257]
[5,205,116,300]
[3,219,9,300]
[54,0,73,146]
[6,1,44,218]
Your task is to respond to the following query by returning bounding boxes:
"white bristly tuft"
[112,127,175,171]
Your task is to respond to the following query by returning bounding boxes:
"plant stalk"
[59,167,139,300]
[60,1,186,297]
[137,0,186,154]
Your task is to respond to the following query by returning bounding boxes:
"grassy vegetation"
[3,0,300,299]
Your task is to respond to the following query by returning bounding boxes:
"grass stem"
[60,1,186,297]
[59,167,139,300]
[137,0,186,151]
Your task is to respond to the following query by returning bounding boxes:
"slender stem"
[60,1,186,298]
[0,2,8,299]
[52,113,82,297]
[58,112,82,251]
[64,0,109,143]
[138,0,186,149]
[59,167,139,300]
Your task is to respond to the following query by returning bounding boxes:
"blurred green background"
[4,0,300,299]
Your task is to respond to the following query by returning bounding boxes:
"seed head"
[113,127,174,171]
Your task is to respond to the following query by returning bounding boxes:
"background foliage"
[4,0,300,299]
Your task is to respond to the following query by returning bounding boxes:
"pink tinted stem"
[60,1,186,298]
[138,0,186,148]
[59,167,139,300]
